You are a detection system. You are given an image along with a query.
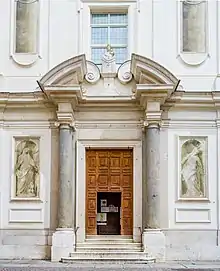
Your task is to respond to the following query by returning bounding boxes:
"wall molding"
[9,0,41,67]
[176,0,209,66]
[175,208,211,223]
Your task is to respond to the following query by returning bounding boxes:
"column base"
[142,229,165,262]
[51,228,75,262]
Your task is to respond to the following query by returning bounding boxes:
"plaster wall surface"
[0,0,220,92]
[1,0,220,262]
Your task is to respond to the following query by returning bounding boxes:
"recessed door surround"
[86,149,133,235]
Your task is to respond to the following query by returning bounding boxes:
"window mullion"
[91,12,128,65]
[108,13,110,45]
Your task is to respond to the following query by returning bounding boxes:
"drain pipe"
[74,227,79,252]
[138,226,144,250]
[73,138,78,251]
[216,118,219,246]
[216,0,220,247]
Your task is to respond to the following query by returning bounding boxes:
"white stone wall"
[0,0,220,92]
[160,109,220,260]
[0,110,59,259]
[1,0,220,261]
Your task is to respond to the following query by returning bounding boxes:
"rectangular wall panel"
[9,208,42,223]
[175,208,211,223]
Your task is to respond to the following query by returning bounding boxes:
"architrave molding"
[164,91,216,109]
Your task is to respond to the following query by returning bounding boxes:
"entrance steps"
[76,236,142,252]
[61,236,155,263]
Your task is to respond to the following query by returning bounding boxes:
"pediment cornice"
[131,54,179,85]
[39,55,87,86]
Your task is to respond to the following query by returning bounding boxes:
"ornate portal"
[86,149,133,235]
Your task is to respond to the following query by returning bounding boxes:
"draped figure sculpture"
[181,139,205,198]
[14,139,39,198]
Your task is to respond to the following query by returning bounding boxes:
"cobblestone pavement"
[0,260,220,271]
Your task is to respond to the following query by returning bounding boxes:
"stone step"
[77,242,142,251]
[76,249,142,252]
[86,235,132,240]
[84,236,134,243]
[61,252,155,263]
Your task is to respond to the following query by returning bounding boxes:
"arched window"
[15,0,39,54]
[182,0,207,53]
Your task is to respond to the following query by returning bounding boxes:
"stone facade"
[1,0,220,263]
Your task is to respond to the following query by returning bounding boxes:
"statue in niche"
[14,139,39,198]
[102,44,115,62]
[106,44,115,57]
[101,44,116,74]
[181,139,205,198]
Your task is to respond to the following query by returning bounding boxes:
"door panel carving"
[86,149,133,235]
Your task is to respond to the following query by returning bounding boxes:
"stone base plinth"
[142,229,165,262]
[51,229,75,262]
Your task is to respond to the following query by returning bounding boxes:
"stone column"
[58,124,73,228]
[51,122,75,262]
[142,121,165,262]
[145,123,160,229]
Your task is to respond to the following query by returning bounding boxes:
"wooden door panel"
[97,174,108,187]
[87,216,97,235]
[87,190,96,198]
[122,175,132,187]
[110,174,120,187]
[87,198,96,211]
[87,175,96,187]
[110,157,121,168]
[109,186,121,192]
[123,189,132,199]
[121,218,133,235]
[86,149,133,236]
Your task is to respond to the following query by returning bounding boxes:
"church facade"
[1,0,220,263]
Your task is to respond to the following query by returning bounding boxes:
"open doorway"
[97,192,121,235]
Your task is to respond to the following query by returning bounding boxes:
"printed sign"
[101,199,107,207]
[97,213,107,222]
[109,206,118,212]
[101,207,109,213]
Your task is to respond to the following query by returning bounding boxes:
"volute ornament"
[117,60,133,84]
[85,61,100,84]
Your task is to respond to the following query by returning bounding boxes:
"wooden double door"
[86,149,133,235]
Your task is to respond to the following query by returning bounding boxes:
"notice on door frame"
[101,199,107,207]
[97,213,107,222]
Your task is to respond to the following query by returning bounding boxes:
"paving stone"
[0,260,220,271]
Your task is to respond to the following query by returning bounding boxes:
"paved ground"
[0,260,220,271]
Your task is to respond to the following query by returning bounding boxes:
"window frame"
[79,2,136,64]
[90,12,128,65]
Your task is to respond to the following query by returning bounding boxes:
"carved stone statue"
[106,44,115,58]
[14,139,39,198]
[181,139,205,198]
[101,44,116,74]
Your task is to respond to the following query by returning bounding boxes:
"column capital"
[55,112,75,130]
[55,102,76,129]
[142,109,162,130]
